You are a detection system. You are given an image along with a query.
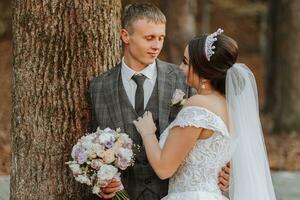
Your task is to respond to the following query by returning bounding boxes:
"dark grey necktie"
[132,74,146,116]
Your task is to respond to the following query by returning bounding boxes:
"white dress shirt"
[121,57,157,109]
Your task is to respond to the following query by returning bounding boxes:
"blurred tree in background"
[162,0,197,64]
[11,0,121,199]
[265,0,300,133]
[0,0,11,39]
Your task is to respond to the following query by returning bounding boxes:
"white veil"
[226,63,276,200]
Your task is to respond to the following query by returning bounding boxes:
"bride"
[133,29,276,200]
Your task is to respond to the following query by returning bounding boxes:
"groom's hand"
[218,162,231,193]
[99,179,123,199]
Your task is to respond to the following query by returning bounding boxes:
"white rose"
[97,164,118,181]
[117,147,133,160]
[99,132,115,145]
[103,127,114,133]
[171,89,185,105]
[75,175,92,185]
[69,163,82,175]
[92,143,103,152]
[82,140,94,150]
[87,143,103,159]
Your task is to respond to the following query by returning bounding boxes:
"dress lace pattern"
[159,106,234,200]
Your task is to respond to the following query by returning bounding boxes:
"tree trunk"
[11,0,121,199]
[265,0,300,132]
[162,0,197,64]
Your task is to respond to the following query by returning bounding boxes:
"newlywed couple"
[89,3,276,200]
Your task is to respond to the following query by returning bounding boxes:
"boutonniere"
[171,89,187,106]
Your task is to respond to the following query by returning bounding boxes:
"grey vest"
[118,75,168,200]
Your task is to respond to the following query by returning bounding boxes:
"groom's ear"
[121,29,130,44]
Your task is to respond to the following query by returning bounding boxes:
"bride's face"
[180,46,200,88]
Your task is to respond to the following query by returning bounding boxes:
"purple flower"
[99,132,115,150]
[104,141,113,149]
[77,151,88,164]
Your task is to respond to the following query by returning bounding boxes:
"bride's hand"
[133,111,157,138]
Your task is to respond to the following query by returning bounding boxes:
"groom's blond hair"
[122,3,166,33]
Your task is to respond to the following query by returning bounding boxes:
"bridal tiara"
[204,28,224,61]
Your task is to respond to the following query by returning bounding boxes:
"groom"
[89,3,230,200]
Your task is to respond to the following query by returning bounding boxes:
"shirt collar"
[121,57,156,81]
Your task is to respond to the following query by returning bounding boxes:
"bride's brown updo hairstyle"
[188,33,239,95]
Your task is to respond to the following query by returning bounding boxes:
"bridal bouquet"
[66,127,135,199]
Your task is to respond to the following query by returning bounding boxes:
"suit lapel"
[157,59,176,133]
[103,63,125,132]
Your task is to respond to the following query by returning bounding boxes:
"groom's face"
[122,19,166,67]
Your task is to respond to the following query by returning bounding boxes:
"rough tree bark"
[11,0,121,199]
[162,0,197,64]
[265,0,300,132]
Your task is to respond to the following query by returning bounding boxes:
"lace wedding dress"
[159,106,234,200]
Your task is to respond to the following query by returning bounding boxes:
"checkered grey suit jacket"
[88,59,194,200]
